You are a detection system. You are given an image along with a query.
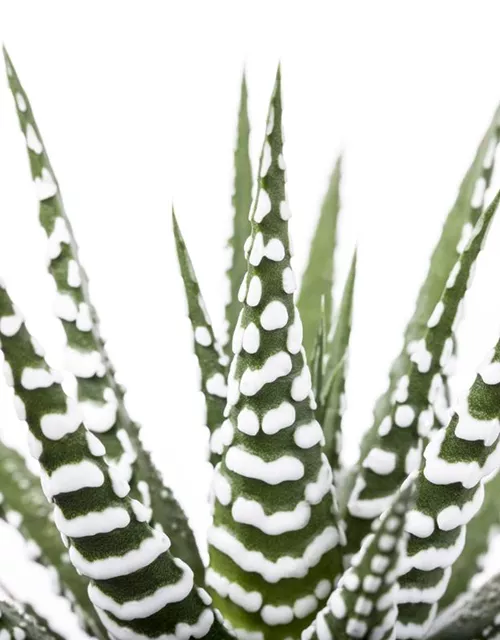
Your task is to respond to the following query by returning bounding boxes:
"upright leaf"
[319,250,357,475]
[438,469,500,612]
[358,104,500,462]
[0,441,105,637]
[0,599,64,640]
[310,297,327,403]
[225,72,253,346]
[208,68,342,639]
[344,191,500,557]
[3,47,204,584]
[304,479,414,640]
[173,211,228,467]
[0,283,231,640]
[431,571,500,640]
[396,335,500,637]
[298,156,342,358]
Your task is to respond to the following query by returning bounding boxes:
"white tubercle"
[253,188,272,222]
[25,123,43,154]
[108,464,131,498]
[395,405,415,428]
[15,92,27,111]
[237,408,260,436]
[436,483,484,531]
[427,301,444,328]
[85,431,106,457]
[76,303,93,332]
[405,510,435,538]
[287,312,303,354]
[208,525,338,583]
[213,467,232,505]
[457,222,473,253]
[446,261,461,289]
[130,499,152,523]
[249,233,265,266]
[246,276,262,307]
[81,388,118,433]
[0,311,24,337]
[194,326,212,347]
[47,217,70,260]
[40,398,82,440]
[266,107,275,135]
[69,530,170,579]
[53,292,78,321]
[260,300,288,330]
[264,238,285,261]
[239,351,292,396]
[291,365,312,402]
[20,367,53,390]
[231,497,311,534]
[363,448,397,476]
[35,167,58,201]
[479,360,500,385]
[238,276,248,302]
[262,401,295,434]
[282,266,296,293]
[54,505,130,538]
[225,446,304,484]
[13,394,26,421]
[27,432,43,459]
[206,568,262,613]
[261,604,293,626]
[260,145,272,179]
[242,322,260,354]
[65,347,105,378]
[88,560,193,620]
[294,421,324,449]
[409,339,432,374]
[42,460,104,499]
[471,176,486,210]
[67,259,82,288]
[305,455,332,504]
[206,372,227,398]
[280,200,292,220]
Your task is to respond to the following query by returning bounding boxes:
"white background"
[1,2,500,636]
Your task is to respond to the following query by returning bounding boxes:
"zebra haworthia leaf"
[207,68,342,640]
[3,47,205,585]
[173,210,228,466]
[225,72,253,348]
[0,599,64,640]
[319,250,357,476]
[304,478,414,640]
[0,442,105,637]
[0,283,231,640]
[437,469,500,612]
[396,330,500,638]
[359,103,500,462]
[431,571,500,640]
[345,191,500,557]
[298,156,342,359]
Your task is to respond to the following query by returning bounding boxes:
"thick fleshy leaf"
[298,156,342,358]
[207,68,342,639]
[3,47,204,584]
[430,571,500,640]
[0,441,105,637]
[0,599,64,640]
[173,211,228,467]
[304,478,414,640]
[396,332,500,638]
[0,283,231,640]
[225,72,253,346]
[438,469,500,612]
[344,191,500,558]
[357,104,500,465]
[319,250,357,475]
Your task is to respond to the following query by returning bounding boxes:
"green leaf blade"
[225,72,253,347]
[3,47,204,584]
[173,210,228,467]
[298,156,342,359]
[319,250,357,475]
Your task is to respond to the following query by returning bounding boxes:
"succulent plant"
[1,44,500,640]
